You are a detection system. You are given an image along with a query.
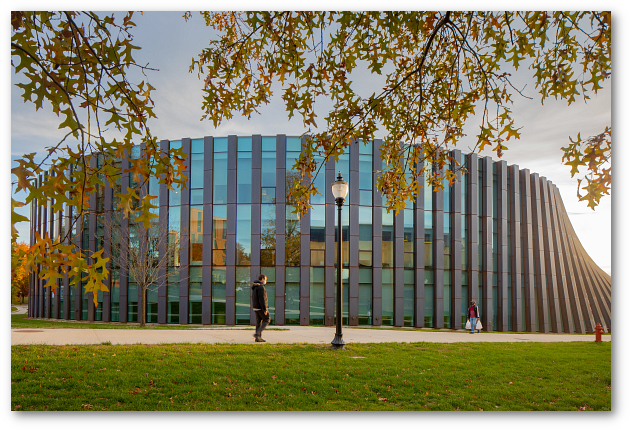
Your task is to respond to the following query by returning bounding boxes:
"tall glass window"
[358,267,372,324]
[188,267,203,324]
[236,206,251,266]
[310,267,325,325]
[492,163,498,330]
[382,268,394,326]
[310,204,325,266]
[212,267,226,324]
[261,267,275,324]
[167,158,181,323]
[285,267,300,324]
[478,158,484,315]
[285,138,301,267]
[236,267,251,325]
[285,138,301,323]
[213,138,228,204]
[359,207,373,267]
[404,269,414,326]
[424,171,434,327]
[461,153,469,326]
[443,176,451,328]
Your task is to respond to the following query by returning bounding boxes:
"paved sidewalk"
[11,305,28,315]
[11,325,610,346]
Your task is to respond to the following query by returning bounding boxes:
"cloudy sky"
[9,10,612,275]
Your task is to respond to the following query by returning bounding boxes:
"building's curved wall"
[28,136,611,333]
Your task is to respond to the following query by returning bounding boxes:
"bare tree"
[105,211,184,326]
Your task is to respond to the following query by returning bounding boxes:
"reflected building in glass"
[28,136,611,333]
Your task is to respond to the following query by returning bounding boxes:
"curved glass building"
[28,135,611,333]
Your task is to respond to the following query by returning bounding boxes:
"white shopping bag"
[476,319,483,331]
[465,320,471,330]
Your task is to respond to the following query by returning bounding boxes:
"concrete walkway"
[11,325,611,346]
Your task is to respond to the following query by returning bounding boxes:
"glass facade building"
[28,136,612,333]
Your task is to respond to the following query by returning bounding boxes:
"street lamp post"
[331,171,349,349]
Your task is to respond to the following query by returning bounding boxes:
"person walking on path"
[468,301,480,334]
[252,274,270,342]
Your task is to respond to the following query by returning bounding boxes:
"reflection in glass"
[404,269,414,326]
[191,153,204,189]
[188,267,202,324]
[358,268,372,325]
[212,267,226,324]
[236,205,251,265]
[236,267,251,325]
[261,152,276,187]
[285,267,300,324]
[190,206,203,265]
[213,152,228,204]
[310,268,325,325]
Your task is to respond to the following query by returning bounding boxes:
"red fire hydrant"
[594,323,603,342]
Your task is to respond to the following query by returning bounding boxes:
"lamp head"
[331,171,349,200]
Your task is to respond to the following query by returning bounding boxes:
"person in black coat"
[251,274,270,342]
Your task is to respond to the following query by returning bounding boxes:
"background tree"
[11,11,187,304]
[12,242,30,304]
[191,11,611,215]
[105,212,183,327]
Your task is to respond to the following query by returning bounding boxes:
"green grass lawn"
[10,314,285,331]
[11,342,610,411]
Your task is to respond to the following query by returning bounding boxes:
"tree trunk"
[140,285,146,327]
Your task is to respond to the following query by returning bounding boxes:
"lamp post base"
[331,333,345,349]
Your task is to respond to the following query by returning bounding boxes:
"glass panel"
[359,154,373,190]
[214,137,228,153]
[236,267,251,324]
[189,267,202,324]
[261,187,276,203]
[261,267,276,324]
[213,205,227,250]
[359,251,372,267]
[358,268,372,325]
[359,190,372,206]
[212,267,226,324]
[261,136,276,152]
[311,156,326,205]
[169,140,182,150]
[404,269,414,327]
[238,136,252,152]
[382,208,394,268]
[191,153,204,189]
[237,153,252,203]
[286,136,302,152]
[191,138,204,154]
[359,139,372,155]
[190,189,203,205]
[213,152,228,204]
[261,204,276,251]
[311,250,325,266]
[359,206,372,252]
[310,204,325,250]
[310,267,325,325]
[382,269,394,326]
[236,205,251,265]
[261,152,277,187]
[285,206,300,266]
[285,267,300,324]
[190,206,203,265]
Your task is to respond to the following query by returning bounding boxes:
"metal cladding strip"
[530,173,550,332]
[86,157,96,321]
[393,169,405,327]
[451,149,462,329]
[202,135,214,325]
[508,165,523,332]
[225,135,237,326]
[300,136,311,326]
[519,169,536,332]
[40,174,47,318]
[349,139,361,326]
[467,153,479,306]
[102,172,113,322]
[547,182,574,333]
[118,155,130,323]
[178,138,192,324]
[157,139,170,324]
[63,197,71,320]
[49,172,59,319]
[372,138,383,326]
[275,134,286,325]
[481,157,493,330]
[324,153,335,326]
[497,160,509,331]
[540,177,561,332]
[433,162,445,329]
[251,134,262,326]
[413,160,425,328]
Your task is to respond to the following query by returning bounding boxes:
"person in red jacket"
[251,274,270,342]
[467,301,480,334]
